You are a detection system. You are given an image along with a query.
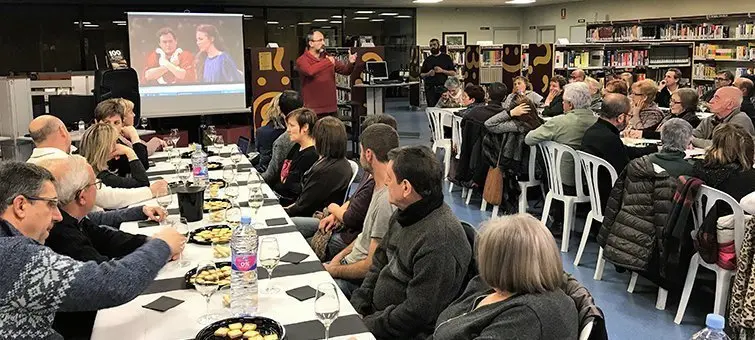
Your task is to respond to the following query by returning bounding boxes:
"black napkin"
[265,218,288,226]
[138,220,160,228]
[286,286,318,301]
[142,296,184,312]
[280,252,308,264]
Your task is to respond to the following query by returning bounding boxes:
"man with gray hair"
[692,86,755,148]
[27,115,167,210]
[582,93,657,207]
[648,118,695,178]
[37,155,167,338]
[0,161,185,339]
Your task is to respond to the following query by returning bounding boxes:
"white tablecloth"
[91,147,373,340]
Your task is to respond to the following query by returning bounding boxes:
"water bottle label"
[193,166,208,177]
[232,254,257,271]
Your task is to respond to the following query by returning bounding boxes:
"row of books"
[587,22,755,42]
[481,50,503,67]
[694,43,755,60]
[554,50,653,68]
[659,23,729,40]
[692,63,719,79]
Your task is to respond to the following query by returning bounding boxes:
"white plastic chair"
[344,160,360,202]
[575,151,618,268]
[579,320,593,340]
[516,145,542,214]
[537,141,590,253]
[449,115,465,195]
[426,108,452,179]
[674,185,745,324]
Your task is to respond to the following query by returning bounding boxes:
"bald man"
[570,69,586,83]
[26,115,167,210]
[296,31,356,117]
[734,77,755,120]
[692,86,755,148]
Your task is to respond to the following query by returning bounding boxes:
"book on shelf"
[589,21,755,42]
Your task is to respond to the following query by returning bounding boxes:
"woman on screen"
[195,24,243,84]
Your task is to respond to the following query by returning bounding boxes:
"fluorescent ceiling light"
[505,0,536,3]
[331,15,344,18]
[116,23,127,26]
[297,22,312,25]
[330,20,342,24]
[243,14,253,18]
[266,21,279,24]
[314,18,329,22]
[353,17,370,20]
[355,10,374,14]
[112,20,127,24]
[396,15,412,18]
[321,26,333,29]
[84,24,99,28]
[379,12,399,16]
[370,19,385,22]
[413,0,444,3]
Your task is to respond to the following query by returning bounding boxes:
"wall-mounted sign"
[529,25,537,30]
[577,19,586,23]
[480,27,491,30]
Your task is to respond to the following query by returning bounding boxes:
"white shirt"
[26,147,153,210]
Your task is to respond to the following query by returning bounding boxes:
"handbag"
[309,207,336,261]
[482,141,505,206]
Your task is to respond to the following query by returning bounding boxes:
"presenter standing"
[296,31,356,118]
[143,27,195,85]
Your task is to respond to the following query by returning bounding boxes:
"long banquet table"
[91,147,374,340]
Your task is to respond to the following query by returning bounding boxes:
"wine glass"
[214,135,225,154]
[172,217,191,268]
[247,185,264,217]
[170,128,180,148]
[194,261,219,325]
[225,180,240,203]
[222,165,236,183]
[230,146,242,166]
[169,149,181,175]
[140,117,149,129]
[163,137,174,152]
[225,201,241,227]
[178,165,191,185]
[259,238,281,294]
[314,282,340,340]
[155,186,173,225]
[205,125,217,150]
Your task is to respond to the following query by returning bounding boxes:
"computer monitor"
[366,61,389,80]
[48,95,96,129]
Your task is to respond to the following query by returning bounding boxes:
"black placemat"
[284,314,369,340]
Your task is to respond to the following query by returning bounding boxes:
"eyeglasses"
[21,195,59,209]
[670,100,682,105]
[714,77,728,82]
[310,38,324,43]
[76,180,102,198]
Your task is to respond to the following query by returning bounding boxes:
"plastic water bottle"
[691,314,731,340]
[77,120,85,132]
[190,144,208,186]
[230,216,259,316]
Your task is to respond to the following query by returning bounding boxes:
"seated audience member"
[284,116,352,217]
[0,161,184,339]
[80,123,150,189]
[322,124,399,298]
[26,115,166,210]
[620,72,634,91]
[702,70,735,103]
[585,76,603,111]
[603,79,629,96]
[503,76,543,108]
[486,94,543,134]
[644,88,701,139]
[266,108,318,206]
[648,118,695,178]
[734,77,755,121]
[454,84,486,118]
[94,99,150,176]
[37,155,167,339]
[436,77,464,108]
[116,98,165,155]
[350,146,472,339]
[525,82,597,227]
[623,79,665,138]
[255,90,302,173]
[581,94,656,208]
[261,93,305,184]
[570,69,586,83]
[431,214,578,340]
[291,115,397,259]
[655,68,682,108]
[692,86,755,148]
[463,82,508,123]
[542,75,567,117]
[692,124,755,208]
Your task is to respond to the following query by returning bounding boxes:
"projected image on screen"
[128,12,247,117]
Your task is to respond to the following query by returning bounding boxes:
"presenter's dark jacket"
[296,51,354,115]
[47,207,149,339]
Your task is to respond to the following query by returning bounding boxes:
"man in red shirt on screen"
[296,31,356,117]
[143,27,196,85]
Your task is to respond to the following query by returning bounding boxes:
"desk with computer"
[355,61,419,115]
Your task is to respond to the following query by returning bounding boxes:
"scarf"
[395,192,444,227]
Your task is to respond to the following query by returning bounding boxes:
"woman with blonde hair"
[503,76,543,108]
[431,214,578,340]
[80,123,149,188]
[115,98,165,156]
[623,79,664,138]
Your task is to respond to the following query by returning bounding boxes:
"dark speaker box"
[94,68,141,121]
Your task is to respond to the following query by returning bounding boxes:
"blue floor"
[385,98,710,340]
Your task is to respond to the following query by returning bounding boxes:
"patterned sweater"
[0,219,170,339]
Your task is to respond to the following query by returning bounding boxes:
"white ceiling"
[251,0,580,7]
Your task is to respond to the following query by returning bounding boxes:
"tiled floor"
[385,98,711,340]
